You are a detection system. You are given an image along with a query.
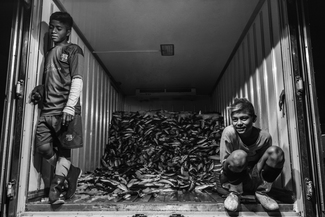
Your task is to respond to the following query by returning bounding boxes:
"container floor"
[25,188,297,216]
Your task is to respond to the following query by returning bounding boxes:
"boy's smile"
[231,112,254,138]
[49,20,71,45]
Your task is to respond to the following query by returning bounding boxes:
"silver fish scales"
[83,110,224,200]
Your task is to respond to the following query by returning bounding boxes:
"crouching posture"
[31,12,83,204]
[218,98,284,212]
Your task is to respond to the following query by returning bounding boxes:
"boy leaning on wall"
[31,11,84,204]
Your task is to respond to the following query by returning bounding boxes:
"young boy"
[31,11,83,204]
[218,98,284,212]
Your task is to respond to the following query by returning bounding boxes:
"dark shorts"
[36,115,73,157]
[36,115,62,146]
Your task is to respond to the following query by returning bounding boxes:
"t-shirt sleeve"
[220,126,235,165]
[69,45,84,79]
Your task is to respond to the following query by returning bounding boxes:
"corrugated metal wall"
[28,0,123,193]
[212,0,292,190]
[68,35,122,172]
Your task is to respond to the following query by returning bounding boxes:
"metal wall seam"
[79,44,90,170]
[93,64,99,169]
[94,64,99,170]
[103,78,107,149]
[83,47,93,171]
[97,68,104,168]
[100,70,106,162]
[69,31,80,166]
[106,82,111,145]
[242,41,248,98]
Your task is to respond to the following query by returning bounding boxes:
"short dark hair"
[229,98,257,119]
[50,12,73,29]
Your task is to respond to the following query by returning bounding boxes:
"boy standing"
[218,98,284,212]
[31,12,83,204]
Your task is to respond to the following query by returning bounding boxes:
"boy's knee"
[36,143,55,159]
[266,146,284,167]
[226,150,248,172]
[222,150,248,184]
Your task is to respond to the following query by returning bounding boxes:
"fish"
[194,184,215,191]
[78,110,224,199]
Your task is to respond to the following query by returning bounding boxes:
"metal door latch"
[305,178,313,200]
[170,214,184,217]
[132,214,147,217]
[7,180,16,199]
[16,79,24,99]
[295,76,304,96]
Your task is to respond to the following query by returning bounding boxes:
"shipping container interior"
[21,0,305,215]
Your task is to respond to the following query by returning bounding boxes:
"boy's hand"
[62,112,74,126]
[31,85,44,104]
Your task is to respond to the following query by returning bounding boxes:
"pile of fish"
[78,110,224,200]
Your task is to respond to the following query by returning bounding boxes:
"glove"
[31,85,44,105]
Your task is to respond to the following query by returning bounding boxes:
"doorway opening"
[0,0,14,132]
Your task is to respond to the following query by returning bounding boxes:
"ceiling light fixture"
[160,44,174,56]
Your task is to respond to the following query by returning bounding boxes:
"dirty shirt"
[42,43,84,116]
[219,125,272,167]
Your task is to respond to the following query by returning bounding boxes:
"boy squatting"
[217,98,284,212]
[31,11,84,204]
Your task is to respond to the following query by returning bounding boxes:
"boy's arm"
[220,131,233,165]
[31,85,44,104]
[62,77,83,125]
[31,58,47,105]
[62,45,84,125]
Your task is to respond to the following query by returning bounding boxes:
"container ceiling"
[58,0,260,97]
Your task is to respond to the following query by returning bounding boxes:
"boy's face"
[231,111,255,138]
[49,20,71,45]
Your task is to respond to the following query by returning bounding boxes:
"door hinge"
[16,79,24,99]
[305,178,313,201]
[7,180,16,200]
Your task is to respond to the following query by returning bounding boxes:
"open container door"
[0,0,33,216]
[305,0,325,215]
[293,0,325,216]
[283,0,325,216]
[0,0,16,216]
